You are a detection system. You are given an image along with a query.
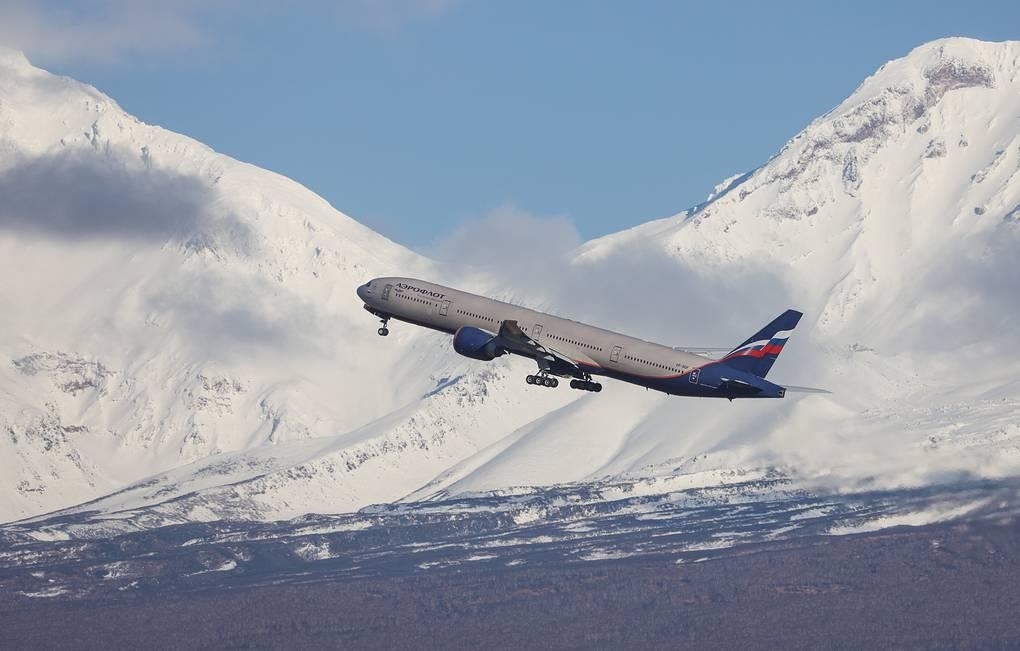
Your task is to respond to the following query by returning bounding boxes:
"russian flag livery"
[719,309,803,378]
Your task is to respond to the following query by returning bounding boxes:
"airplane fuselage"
[357,277,789,399]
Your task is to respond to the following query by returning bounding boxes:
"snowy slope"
[3,38,1020,529]
[0,46,572,523]
[413,38,1020,500]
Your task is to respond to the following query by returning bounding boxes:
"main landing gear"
[524,373,602,392]
[570,379,602,392]
[526,373,559,388]
[377,316,390,337]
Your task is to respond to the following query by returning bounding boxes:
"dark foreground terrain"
[3,516,1019,650]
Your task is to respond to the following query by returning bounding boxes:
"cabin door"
[610,345,622,363]
[382,284,392,301]
[440,300,450,316]
[532,324,543,339]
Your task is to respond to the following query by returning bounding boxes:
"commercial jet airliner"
[357,277,823,400]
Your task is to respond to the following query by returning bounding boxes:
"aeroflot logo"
[396,282,446,299]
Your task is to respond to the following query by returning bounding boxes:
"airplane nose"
[357,283,369,301]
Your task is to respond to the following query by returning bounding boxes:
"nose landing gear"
[377,316,390,337]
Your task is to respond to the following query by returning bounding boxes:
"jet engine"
[452,326,506,361]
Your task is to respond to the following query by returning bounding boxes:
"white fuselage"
[357,276,707,383]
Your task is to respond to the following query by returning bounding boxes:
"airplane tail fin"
[720,309,802,378]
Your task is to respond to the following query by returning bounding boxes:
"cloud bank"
[0,148,250,245]
[0,0,463,64]
[145,271,330,362]
[0,0,217,64]
[431,204,791,348]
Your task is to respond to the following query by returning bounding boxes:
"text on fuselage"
[396,283,446,299]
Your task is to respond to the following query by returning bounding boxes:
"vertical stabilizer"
[720,309,802,378]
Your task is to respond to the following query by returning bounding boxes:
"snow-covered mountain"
[428,37,1020,500]
[2,38,1019,531]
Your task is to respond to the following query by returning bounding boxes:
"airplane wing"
[498,320,586,378]
[672,346,731,358]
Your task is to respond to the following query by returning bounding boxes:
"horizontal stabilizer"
[781,385,831,394]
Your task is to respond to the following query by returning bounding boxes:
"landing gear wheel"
[569,378,602,392]
[377,327,389,336]
[527,374,559,388]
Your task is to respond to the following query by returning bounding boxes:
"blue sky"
[4,1,1019,248]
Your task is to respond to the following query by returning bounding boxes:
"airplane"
[356,277,824,400]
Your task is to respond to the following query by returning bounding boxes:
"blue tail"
[720,309,802,378]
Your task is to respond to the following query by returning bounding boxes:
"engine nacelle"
[452,326,506,361]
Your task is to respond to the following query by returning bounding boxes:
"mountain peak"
[851,38,1019,107]
[905,36,1020,64]
[690,36,1020,221]
[0,46,35,73]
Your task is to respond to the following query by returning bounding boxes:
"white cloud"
[0,0,463,65]
[0,147,240,242]
[430,204,582,276]
[430,204,792,347]
[0,0,221,64]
